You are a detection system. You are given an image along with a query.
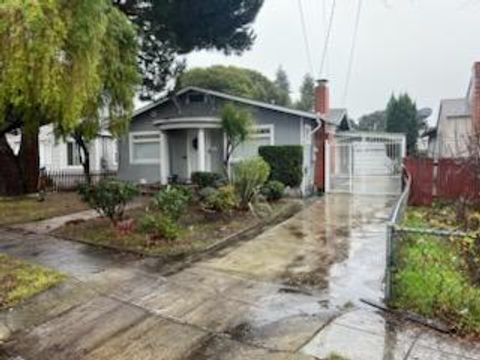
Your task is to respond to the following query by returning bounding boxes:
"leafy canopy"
[178,66,286,105]
[0,0,139,137]
[222,103,252,158]
[113,0,264,99]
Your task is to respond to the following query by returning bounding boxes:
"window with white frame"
[233,125,274,160]
[67,141,82,166]
[129,132,161,164]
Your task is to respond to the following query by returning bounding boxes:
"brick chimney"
[472,62,480,133]
[315,79,330,116]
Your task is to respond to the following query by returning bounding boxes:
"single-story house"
[118,83,349,194]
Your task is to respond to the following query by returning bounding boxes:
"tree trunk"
[18,125,40,194]
[74,133,91,185]
[0,134,23,196]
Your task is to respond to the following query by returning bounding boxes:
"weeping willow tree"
[0,0,139,195]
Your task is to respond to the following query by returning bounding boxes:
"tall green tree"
[113,0,264,99]
[0,0,139,195]
[274,67,291,106]
[178,66,285,105]
[295,74,315,111]
[386,94,419,154]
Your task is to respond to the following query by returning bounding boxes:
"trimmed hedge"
[259,145,303,188]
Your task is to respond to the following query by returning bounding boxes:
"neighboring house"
[425,99,472,159]
[7,124,118,173]
[424,62,480,159]
[118,84,350,194]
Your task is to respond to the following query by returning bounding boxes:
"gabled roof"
[439,98,470,118]
[426,98,471,139]
[133,86,347,127]
[326,108,348,127]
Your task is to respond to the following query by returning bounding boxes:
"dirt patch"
[53,200,300,260]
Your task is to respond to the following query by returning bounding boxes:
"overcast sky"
[187,0,480,123]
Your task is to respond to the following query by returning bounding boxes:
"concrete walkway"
[0,194,479,359]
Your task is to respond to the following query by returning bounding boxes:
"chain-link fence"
[385,169,411,301]
[385,169,474,304]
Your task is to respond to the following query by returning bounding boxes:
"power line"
[297,0,315,76]
[342,0,363,105]
[319,0,337,78]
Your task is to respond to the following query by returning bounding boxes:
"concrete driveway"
[1,194,479,360]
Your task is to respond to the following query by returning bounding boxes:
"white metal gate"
[325,132,406,195]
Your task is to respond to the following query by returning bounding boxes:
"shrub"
[78,179,138,225]
[233,157,270,210]
[153,186,190,221]
[191,172,223,188]
[261,181,285,202]
[198,186,217,200]
[259,145,303,188]
[203,185,238,212]
[139,213,181,241]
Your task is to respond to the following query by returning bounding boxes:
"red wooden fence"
[404,157,480,206]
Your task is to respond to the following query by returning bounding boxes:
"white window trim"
[66,141,83,169]
[231,124,275,163]
[129,131,161,165]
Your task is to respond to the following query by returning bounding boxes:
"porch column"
[197,128,206,172]
[160,130,169,185]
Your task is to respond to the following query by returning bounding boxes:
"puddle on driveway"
[202,194,396,307]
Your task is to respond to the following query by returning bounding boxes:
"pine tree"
[296,74,315,111]
[274,67,291,106]
[386,94,419,154]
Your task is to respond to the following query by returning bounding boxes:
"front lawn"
[392,205,480,336]
[0,254,65,310]
[54,200,300,258]
[0,192,88,226]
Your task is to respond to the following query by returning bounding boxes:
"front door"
[168,130,188,181]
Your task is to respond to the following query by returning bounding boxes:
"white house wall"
[6,124,118,172]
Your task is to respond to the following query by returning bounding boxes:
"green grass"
[393,206,480,335]
[0,192,88,226]
[0,254,65,309]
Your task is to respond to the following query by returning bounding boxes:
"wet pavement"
[1,194,480,359]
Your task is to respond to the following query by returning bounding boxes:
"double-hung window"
[233,125,274,161]
[67,142,82,167]
[129,132,161,164]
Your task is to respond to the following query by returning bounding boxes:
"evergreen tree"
[386,94,419,154]
[295,74,315,111]
[274,67,291,106]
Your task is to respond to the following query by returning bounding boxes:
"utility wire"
[297,0,315,76]
[342,0,363,105]
[319,0,337,78]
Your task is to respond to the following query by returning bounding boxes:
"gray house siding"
[118,90,317,185]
